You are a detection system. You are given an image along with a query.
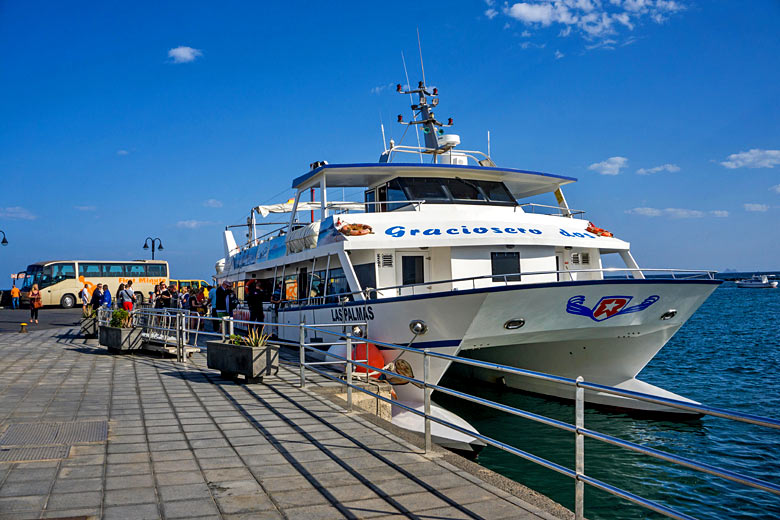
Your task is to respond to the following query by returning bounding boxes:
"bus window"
[79,263,102,277]
[147,264,167,277]
[103,264,125,277]
[52,263,76,283]
[126,264,145,277]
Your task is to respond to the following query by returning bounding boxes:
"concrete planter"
[99,325,142,353]
[79,317,97,338]
[206,340,279,384]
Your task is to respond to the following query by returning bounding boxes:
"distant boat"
[736,275,778,288]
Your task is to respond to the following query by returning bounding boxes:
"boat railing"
[329,200,427,214]
[277,267,717,308]
[518,202,587,218]
[133,307,780,520]
[383,144,496,166]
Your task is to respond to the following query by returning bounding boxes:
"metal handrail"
[276,266,717,308]
[125,309,780,519]
[519,202,586,218]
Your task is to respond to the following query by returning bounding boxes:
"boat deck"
[0,325,567,519]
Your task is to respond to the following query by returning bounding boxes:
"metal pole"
[175,313,182,363]
[229,317,235,337]
[575,376,585,520]
[346,333,353,411]
[221,317,227,341]
[424,349,431,453]
[299,322,306,388]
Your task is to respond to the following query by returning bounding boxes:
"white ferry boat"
[736,274,778,288]
[214,81,721,447]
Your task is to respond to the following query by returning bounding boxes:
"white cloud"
[370,82,396,95]
[0,206,36,220]
[744,203,769,212]
[74,205,96,211]
[588,156,628,175]
[168,46,202,64]
[116,149,129,156]
[494,1,686,44]
[770,184,780,194]
[636,163,680,175]
[203,199,223,208]
[720,149,780,169]
[485,8,499,19]
[176,220,212,229]
[554,50,565,59]
[626,207,727,218]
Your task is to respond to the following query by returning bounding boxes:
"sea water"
[437,282,780,519]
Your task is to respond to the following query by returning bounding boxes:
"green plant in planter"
[109,309,132,328]
[228,334,244,345]
[243,327,270,348]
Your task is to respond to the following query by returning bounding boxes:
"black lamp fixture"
[0,230,8,247]
[142,237,164,259]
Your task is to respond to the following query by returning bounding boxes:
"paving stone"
[158,482,211,502]
[105,473,155,490]
[104,486,157,506]
[105,462,151,477]
[46,490,102,509]
[0,479,52,497]
[149,449,194,462]
[5,467,58,482]
[51,477,102,494]
[103,502,160,520]
[215,493,276,514]
[156,470,207,486]
[162,497,220,518]
[153,458,200,473]
[282,503,348,520]
[41,507,101,518]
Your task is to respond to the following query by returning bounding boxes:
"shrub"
[109,309,131,328]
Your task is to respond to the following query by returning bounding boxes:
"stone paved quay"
[0,326,566,520]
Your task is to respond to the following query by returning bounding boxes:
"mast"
[395,82,457,153]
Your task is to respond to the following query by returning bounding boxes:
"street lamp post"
[0,230,8,247]
[142,237,164,260]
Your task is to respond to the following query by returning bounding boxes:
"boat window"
[401,256,425,285]
[298,267,308,300]
[445,178,484,201]
[364,190,376,213]
[491,252,521,282]
[309,269,326,298]
[354,263,377,297]
[386,178,409,211]
[477,181,515,203]
[325,267,352,303]
[404,178,449,201]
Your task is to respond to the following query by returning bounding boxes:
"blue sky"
[1,0,778,284]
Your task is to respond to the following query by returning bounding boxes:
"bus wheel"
[135,292,144,304]
[60,294,76,309]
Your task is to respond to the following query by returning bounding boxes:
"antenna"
[487,130,491,157]
[401,51,424,163]
[380,113,387,152]
[417,27,426,87]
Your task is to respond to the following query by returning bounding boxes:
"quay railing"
[121,308,779,520]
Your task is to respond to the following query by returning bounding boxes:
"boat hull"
[277,278,720,412]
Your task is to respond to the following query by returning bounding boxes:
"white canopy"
[253,201,364,217]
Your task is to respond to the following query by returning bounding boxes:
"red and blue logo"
[566,294,660,322]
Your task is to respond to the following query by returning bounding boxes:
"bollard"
[19,323,27,333]
[346,333,353,411]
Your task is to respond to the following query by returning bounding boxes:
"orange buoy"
[353,343,384,378]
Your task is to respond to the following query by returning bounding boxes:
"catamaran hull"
[277,279,720,413]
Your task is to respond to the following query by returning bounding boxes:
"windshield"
[371,177,517,211]
[22,265,41,291]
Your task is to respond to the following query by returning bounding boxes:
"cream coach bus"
[19,260,169,308]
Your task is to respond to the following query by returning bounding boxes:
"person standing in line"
[29,284,42,324]
[90,284,104,311]
[246,280,264,328]
[81,284,90,312]
[123,280,136,311]
[102,285,112,309]
[169,284,179,308]
[158,283,171,308]
[10,284,20,310]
